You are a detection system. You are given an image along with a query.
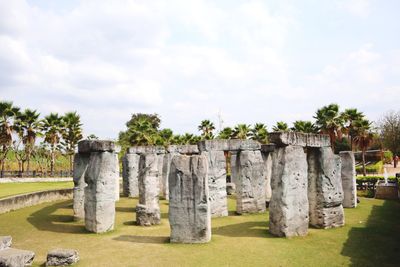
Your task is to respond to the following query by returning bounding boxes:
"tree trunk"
[69,154,73,175]
[362,149,366,177]
[0,159,4,178]
[50,149,55,176]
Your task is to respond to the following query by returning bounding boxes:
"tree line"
[0,101,84,177]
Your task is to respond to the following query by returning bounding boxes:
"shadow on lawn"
[212,221,272,238]
[27,200,86,234]
[113,235,169,244]
[341,199,400,266]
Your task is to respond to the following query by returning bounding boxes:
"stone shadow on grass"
[27,200,86,234]
[341,199,400,266]
[113,235,169,244]
[212,221,272,238]
[116,206,136,213]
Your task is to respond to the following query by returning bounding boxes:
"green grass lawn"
[0,182,74,199]
[0,196,399,267]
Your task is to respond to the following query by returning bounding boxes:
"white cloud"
[338,0,371,18]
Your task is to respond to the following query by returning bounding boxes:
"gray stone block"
[161,153,172,200]
[0,236,11,251]
[236,150,266,214]
[260,144,276,153]
[166,145,199,154]
[340,151,357,208]
[226,183,236,195]
[198,139,261,152]
[122,153,140,197]
[73,153,89,221]
[262,152,273,202]
[269,132,330,147]
[0,248,35,267]
[127,146,165,154]
[46,249,79,266]
[269,145,309,237]
[169,155,211,243]
[78,140,120,153]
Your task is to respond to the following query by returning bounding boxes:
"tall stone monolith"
[73,153,89,221]
[122,153,140,197]
[340,151,357,208]
[169,154,211,243]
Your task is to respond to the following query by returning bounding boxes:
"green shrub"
[356,161,383,174]
[383,151,393,164]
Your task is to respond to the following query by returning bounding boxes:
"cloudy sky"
[1,0,399,139]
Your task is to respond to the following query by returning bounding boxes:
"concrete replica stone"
[115,154,120,202]
[262,152,273,203]
[73,154,89,221]
[157,154,166,199]
[339,151,357,208]
[78,140,120,153]
[0,236,11,251]
[226,183,236,195]
[127,146,165,155]
[269,145,309,237]
[198,139,261,152]
[230,152,238,184]
[236,150,266,214]
[122,153,140,197]
[0,248,35,267]
[260,144,276,153]
[307,147,345,229]
[83,140,119,233]
[136,153,161,226]
[269,132,330,147]
[166,145,199,154]
[375,181,399,200]
[169,154,211,243]
[46,249,79,266]
[202,150,228,217]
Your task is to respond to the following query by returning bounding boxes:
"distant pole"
[217,109,224,132]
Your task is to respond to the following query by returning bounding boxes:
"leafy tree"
[119,113,161,148]
[314,103,344,149]
[62,112,83,173]
[87,134,99,140]
[341,108,364,150]
[158,128,174,146]
[41,113,64,176]
[0,101,20,177]
[272,121,289,132]
[251,123,268,143]
[218,127,233,139]
[232,124,251,139]
[353,119,374,176]
[291,120,318,133]
[198,120,215,140]
[378,110,400,156]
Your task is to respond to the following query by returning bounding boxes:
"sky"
[1,0,399,139]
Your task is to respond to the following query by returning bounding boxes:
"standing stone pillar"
[307,147,345,228]
[122,153,140,197]
[269,145,309,237]
[115,154,120,201]
[339,151,357,208]
[157,152,166,199]
[73,153,89,221]
[80,140,119,233]
[169,154,211,243]
[261,144,275,204]
[236,150,265,214]
[136,153,161,226]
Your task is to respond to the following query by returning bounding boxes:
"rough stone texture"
[236,150,266,214]
[230,152,238,184]
[78,140,120,153]
[339,151,357,208]
[375,181,399,200]
[262,152,273,203]
[307,147,345,229]
[0,237,11,251]
[0,248,35,267]
[198,139,261,152]
[260,144,276,153]
[136,153,161,226]
[269,132,330,147]
[226,183,236,195]
[202,151,228,217]
[167,145,199,154]
[46,249,79,266]
[84,151,118,233]
[157,154,166,199]
[127,146,165,155]
[115,154,120,201]
[122,153,140,198]
[169,155,211,243]
[73,154,89,221]
[161,153,172,200]
[269,146,309,237]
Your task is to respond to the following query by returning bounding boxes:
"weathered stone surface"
[307,147,345,229]
[262,152,273,203]
[84,152,118,233]
[115,154,120,202]
[73,153,89,221]
[269,132,330,147]
[202,151,228,217]
[236,150,266,214]
[157,154,166,199]
[0,248,35,267]
[375,181,399,200]
[166,145,199,154]
[198,139,261,152]
[226,183,236,195]
[161,153,172,200]
[46,249,79,266]
[269,146,309,237]
[122,153,140,197]
[0,237,11,251]
[136,153,161,226]
[339,151,357,208]
[78,140,120,153]
[230,152,238,184]
[260,144,275,153]
[127,146,165,155]
[169,155,211,243]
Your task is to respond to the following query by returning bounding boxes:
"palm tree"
[0,101,20,177]
[292,120,318,133]
[62,112,83,173]
[353,119,374,176]
[128,117,157,145]
[41,113,64,176]
[341,108,364,150]
[158,128,174,146]
[198,120,215,140]
[218,127,233,139]
[251,123,268,143]
[272,121,289,132]
[314,104,344,149]
[232,124,251,139]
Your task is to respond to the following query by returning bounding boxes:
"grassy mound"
[0,182,73,199]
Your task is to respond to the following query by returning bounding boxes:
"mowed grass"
[0,196,399,267]
[0,182,74,199]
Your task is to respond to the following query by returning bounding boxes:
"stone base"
[310,205,345,229]
[0,236,12,250]
[136,205,160,226]
[46,249,79,266]
[375,182,399,200]
[0,248,35,267]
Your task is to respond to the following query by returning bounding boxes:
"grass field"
[0,182,73,199]
[0,196,399,266]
